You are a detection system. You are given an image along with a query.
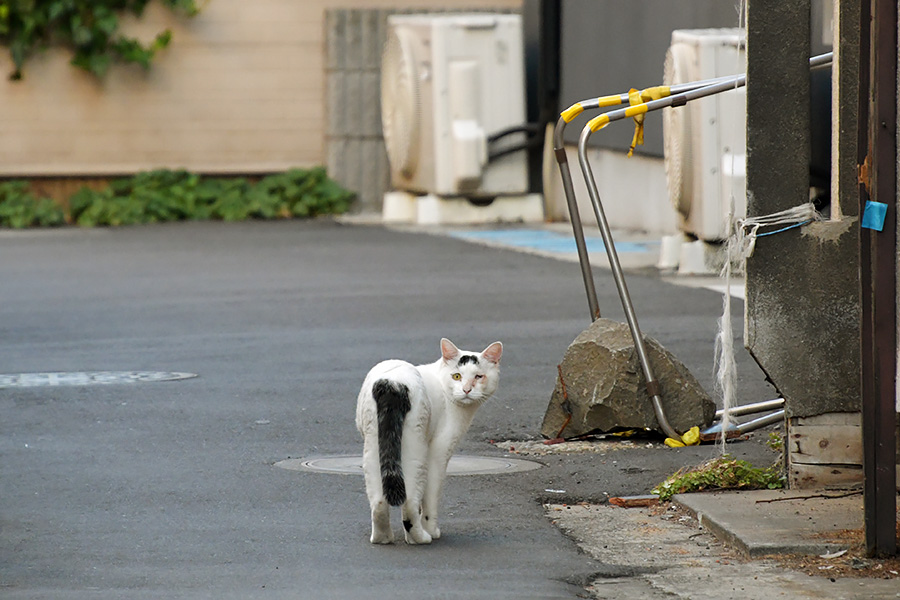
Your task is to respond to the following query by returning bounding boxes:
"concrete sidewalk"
[674,489,868,557]
[552,500,900,600]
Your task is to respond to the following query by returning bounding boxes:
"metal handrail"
[554,52,833,439]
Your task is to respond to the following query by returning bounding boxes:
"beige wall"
[0,0,520,177]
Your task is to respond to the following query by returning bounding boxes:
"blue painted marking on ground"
[448,229,656,255]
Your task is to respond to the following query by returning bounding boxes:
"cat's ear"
[440,338,460,362]
[481,341,503,365]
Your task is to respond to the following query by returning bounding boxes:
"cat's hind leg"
[400,501,431,545]
[399,401,431,545]
[369,497,394,544]
[362,432,394,544]
[422,442,453,540]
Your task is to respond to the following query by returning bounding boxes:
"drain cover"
[275,454,542,476]
[0,371,198,388]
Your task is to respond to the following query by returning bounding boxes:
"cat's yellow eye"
[451,373,462,381]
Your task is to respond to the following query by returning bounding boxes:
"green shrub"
[652,455,784,501]
[0,181,66,228]
[0,169,355,228]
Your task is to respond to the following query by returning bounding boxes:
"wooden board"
[788,416,863,466]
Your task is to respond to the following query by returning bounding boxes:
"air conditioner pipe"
[566,52,832,440]
[488,122,543,143]
[488,134,544,162]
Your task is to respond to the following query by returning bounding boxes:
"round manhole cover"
[0,371,198,388]
[275,454,543,476]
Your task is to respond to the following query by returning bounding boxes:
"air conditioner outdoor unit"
[663,29,746,242]
[381,13,529,199]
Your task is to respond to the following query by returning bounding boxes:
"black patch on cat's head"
[457,354,479,366]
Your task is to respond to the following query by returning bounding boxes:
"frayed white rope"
[716,0,747,453]
[714,201,822,452]
[715,209,738,454]
[736,202,821,261]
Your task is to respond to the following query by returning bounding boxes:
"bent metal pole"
[553,76,749,322]
[576,123,680,439]
[572,52,833,439]
[553,52,833,323]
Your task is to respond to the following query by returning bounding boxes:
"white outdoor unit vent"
[663,29,746,242]
[381,13,529,198]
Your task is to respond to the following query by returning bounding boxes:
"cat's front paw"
[423,517,440,539]
[370,529,394,544]
[424,525,440,540]
[404,527,432,545]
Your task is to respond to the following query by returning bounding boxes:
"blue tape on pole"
[861,201,888,231]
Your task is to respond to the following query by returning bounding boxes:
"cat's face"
[439,338,502,406]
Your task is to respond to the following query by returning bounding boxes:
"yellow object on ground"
[664,426,701,448]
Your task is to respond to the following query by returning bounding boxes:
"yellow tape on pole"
[640,85,670,102]
[624,103,649,118]
[561,93,626,123]
[560,102,584,123]
[596,94,624,108]
[626,89,648,157]
[587,114,610,132]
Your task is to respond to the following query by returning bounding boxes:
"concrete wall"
[0,0,519,179]
[744,0,860,420]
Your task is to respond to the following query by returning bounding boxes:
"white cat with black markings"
[355,338,503,544]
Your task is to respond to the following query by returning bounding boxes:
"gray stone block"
[361,72,382,138]
[375,9,391,60]
[361,10,382,71]
[324,10,346,71]
[344,138,363,194]
[325,138,347,189]
[345,10,363,71]
[325,71,346,138]
[357,139,390,213]
[540,318,716,439]
[343,71,362,136]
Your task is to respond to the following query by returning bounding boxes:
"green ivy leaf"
[152,28,171,50]
[47,2,66,22]
[4,0,201,79]
[94,9,117,37]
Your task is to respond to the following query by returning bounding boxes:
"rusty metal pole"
[859,0,898,558]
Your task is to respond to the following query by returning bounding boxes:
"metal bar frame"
[552,74,741,322]
[553,53,832,441]
[714,397,784,420]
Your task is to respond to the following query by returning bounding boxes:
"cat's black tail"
[372,379,411,506]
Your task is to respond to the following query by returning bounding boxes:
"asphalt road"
[0,220,777,599]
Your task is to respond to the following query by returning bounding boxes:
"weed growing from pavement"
[765,430,784,452]
[652,454,784,500]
